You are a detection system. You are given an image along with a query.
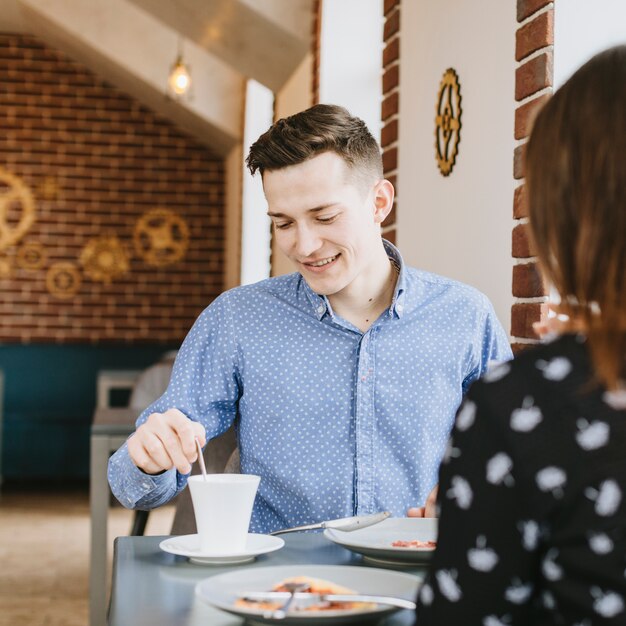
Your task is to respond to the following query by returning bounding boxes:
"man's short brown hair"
[246,104,383,187]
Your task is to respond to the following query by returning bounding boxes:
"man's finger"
[407,506,425,518]
[128,430,172,474]
[150,423,192,474]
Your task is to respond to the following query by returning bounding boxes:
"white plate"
[324,517,438,565]
[195,564,420,625]
[159,533,284,565]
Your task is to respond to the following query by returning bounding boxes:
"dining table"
[108,531,427,625]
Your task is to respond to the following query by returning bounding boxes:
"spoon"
[270,511,390,535]
[194,437,207,481]
[268,582,310,619]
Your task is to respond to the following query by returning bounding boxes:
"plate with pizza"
[323,517,438,565]
[195,564,420,624]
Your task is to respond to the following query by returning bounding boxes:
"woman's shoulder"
[474,334,591,399]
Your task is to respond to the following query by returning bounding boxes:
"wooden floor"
[0,488,174,626]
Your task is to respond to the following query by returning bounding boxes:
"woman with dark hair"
[414,46,626,625]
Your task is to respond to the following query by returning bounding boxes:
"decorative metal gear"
[0,168,36,251]
[46,261,81,299]
[80,235,130,283]
[16,242,47,270]
[435,68,463,176]
[133,208,189,267]
[0,256,12,279]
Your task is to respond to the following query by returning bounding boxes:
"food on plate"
[391,539,437,549]
[234,575,377,612]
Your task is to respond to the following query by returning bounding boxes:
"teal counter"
[0,344,177,481]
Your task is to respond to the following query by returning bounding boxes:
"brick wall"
[0,34,225,344]
[381,0,400,244]
[311,0,322,105]
[511,1,554,352]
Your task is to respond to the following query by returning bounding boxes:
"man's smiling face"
[263,151,387,297]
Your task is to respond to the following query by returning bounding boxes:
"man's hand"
[407,484,439,518]
[127,408,206,475]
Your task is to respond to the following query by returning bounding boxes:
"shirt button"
[317,305,324,314]
[396,303,404,312]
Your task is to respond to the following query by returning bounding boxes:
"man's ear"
[372,179,395,224]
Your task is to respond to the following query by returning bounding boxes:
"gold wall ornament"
[0,168,36,251]
[134,208,190,267]
[46,261,81,299]
[0,256,12,279]
[80,236,129,283]
[435,68,462,176]
[17,242,47,270]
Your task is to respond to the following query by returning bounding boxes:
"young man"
[108,104,512,533]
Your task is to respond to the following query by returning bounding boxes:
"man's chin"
[302,275,342,297]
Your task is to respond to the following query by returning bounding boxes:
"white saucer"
[159,533,284,565]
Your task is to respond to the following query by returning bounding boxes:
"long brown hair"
[526,45,626,390]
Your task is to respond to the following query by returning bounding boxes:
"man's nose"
[294,225,322,258]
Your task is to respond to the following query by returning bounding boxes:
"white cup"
[187,474,260,553]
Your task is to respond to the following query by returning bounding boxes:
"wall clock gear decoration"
[0,168,36,251]
[133,208,189,267]
[80,236,130,283]
[46,261,81,299]
[435,68,462,176]
[0,255,12,279]
[16,242,47,270]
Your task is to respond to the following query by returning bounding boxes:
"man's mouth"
[304,254,339,267]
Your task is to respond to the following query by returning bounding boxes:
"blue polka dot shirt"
[108,241,512,533]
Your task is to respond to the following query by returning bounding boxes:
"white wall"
[318,0,383,140]
[554,0,626,88]
[240,79,274,285]
[397,0,516,335]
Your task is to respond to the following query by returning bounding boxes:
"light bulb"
[168,57,192,96]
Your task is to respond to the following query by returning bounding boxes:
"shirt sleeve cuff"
[107,441,177,509]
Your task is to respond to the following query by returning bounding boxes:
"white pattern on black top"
[415,335,626,626]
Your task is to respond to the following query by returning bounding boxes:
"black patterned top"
[415,334,626,626]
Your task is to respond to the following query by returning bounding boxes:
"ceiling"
[0,0,313,155]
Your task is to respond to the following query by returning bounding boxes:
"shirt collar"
[383,239,407,319]
[301,239,408,320]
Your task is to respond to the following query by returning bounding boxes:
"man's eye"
[317,215,337,223]
[275,222,291,230]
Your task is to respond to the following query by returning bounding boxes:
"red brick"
[0,33,225,344]
[384,0,399,16]
[513,184,528,218]
[515,51,553,101]
[513,262,545,297]
[384,8,400,40]
[383,37,399,67]
[513,142,526,180]
[382,146,397,173]
[381,118,398,148]
[517,0,552,22]
[515,93,550,139]
[516,11,553,61]
[381,91,399,120]
[511,341,538,355]
[511,303,542,338]
[512,223,536,258]
[382,64,399,93]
